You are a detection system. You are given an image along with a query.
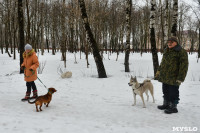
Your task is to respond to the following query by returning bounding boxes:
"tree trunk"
[198,28,200,60]
[150,0,159,76]
[13,17,16,60]
[41,2,44,55]
[61,0,67,67]
[124,0,132,72]
[46,37,49,53]
[12,1,17,59]
[13,32,16,60]
[52,30,56,55]
[164,0,169,46]
[0,26,3,54]
[18,0,25,74]
[78,0,107,78]
[197,3,200,60]
[160,0,164,52]
[171,0,178,36]
[26,0,31,43]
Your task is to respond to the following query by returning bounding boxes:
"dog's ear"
[131,75,133,79]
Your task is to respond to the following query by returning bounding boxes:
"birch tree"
[124,0,132,72]
[164,0,169,45]
[171,0,178,36]
[150,0,159,76]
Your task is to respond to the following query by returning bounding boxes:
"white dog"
[128,76,155,108]
[61,71,72,78]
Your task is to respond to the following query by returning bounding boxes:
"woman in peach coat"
[21,44,39,101]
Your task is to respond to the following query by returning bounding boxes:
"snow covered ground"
[0,51,200,133]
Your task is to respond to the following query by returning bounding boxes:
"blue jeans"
[162,83,180,104]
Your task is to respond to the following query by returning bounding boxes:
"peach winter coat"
[21,49,39,82]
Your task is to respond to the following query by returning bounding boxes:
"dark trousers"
[162,83,180,104]
[26,81,37,93]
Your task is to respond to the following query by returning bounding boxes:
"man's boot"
[21,92,31,101]
[157,99,169,110]
[164,102,178,114]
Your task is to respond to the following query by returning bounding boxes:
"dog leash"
[23,67,48,90]
[37,76,48,90]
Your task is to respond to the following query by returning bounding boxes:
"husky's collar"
[134,83,144,90]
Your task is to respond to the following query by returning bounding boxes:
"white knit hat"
[24,44,32,50]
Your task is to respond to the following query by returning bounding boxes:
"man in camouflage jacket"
[155,36,188,114]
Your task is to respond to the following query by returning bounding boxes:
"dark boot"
[157,99,169,110]
[21,92,31,101]
[30,90,38,99]
[164,102,178,114]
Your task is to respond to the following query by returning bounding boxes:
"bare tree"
[61,0,67,67]
[164,0,169,45]
[124,0,132,72]
[0,2,4,54]
[1,0,199,64]
[193,0,200,60]
[177,3,190,47]
[150,0,159,76]
[18,0,25,74]
[25,0,31,44]
[12,0,18,59]
[78,0,107,78]
[40,2,45,55]
[171,0,178,36]
[187,0,200,60]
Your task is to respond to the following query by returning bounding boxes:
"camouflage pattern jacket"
[158,44,188,86]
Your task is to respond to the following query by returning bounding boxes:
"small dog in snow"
[128,76,155,108]
[28,88,57,112]
[61,71,72,78]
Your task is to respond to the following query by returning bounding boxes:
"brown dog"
[28,88,57,112]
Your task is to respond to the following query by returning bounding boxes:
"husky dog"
[128,76,155,108]
[61,71,72,78]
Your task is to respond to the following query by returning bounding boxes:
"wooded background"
[0,0,199,77]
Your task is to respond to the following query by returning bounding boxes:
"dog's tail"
[143,79,151,83]
[28,100,36,104]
